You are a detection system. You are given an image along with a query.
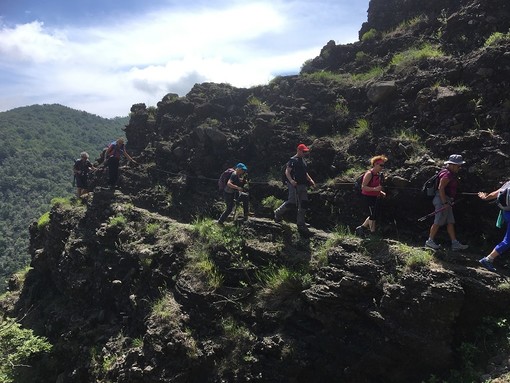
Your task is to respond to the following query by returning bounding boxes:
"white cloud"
[0,1,368,117]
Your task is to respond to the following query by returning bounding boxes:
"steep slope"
[0,104,127,291]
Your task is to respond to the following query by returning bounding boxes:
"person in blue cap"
[217,162,249,224]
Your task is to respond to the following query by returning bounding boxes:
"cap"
[236,162,248,171]
[297,143,310,152]
[444,154,466,165]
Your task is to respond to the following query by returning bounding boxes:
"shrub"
[261,196,284,211]
[0,317,52,383]
[145,222,160,236]
[108,214,127,228]
[37,211,50,229]
[50,197,72,206]
[361,28,379,42]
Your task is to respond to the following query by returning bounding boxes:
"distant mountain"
[0,104,127,290]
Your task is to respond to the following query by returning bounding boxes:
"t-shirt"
[74,159,93,177]
[224,172,245,193]
[288,156,308,185]
[438,168,458,198]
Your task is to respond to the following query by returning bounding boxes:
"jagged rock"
[367,80,397,103]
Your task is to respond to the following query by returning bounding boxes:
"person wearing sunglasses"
[355,155,387,237]
[424,154,468,251]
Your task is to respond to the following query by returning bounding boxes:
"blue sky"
[0,0,369,117]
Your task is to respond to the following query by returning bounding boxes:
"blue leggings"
[495,210,510,255]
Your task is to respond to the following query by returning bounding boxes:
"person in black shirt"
[73,152,95,197]
[217,163,249,225]
[274,144,315,231]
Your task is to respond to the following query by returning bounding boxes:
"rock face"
[5,0,510,382]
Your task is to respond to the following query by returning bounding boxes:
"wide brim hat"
[444,154,466,165]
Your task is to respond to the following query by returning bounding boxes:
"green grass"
[397,244,433,270]
[108,214,127,228]
[396,129,420,142]
[145,222,160,236]
[484,31,510,47]
[257,265,312,295]
[351,66,384,82]
[350,118,370,137]
[390,44,444,68]
[315,226,355,267]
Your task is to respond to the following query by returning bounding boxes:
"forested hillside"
[0,104,127,291]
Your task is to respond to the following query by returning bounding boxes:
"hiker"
[274,143,315,232]
[355,155,387,237]
[217,163,249,225]
[424,154,468,251]
[105,138,136,188]
[73,152,95,197]
[477,180,510,272]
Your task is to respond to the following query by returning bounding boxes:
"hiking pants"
[218,191,248,223]
[495,210,510,254]
[108,157,120,187]
[432,195,455,225]
[275,183,308,226]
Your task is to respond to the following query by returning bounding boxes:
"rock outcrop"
[4,0,510,382]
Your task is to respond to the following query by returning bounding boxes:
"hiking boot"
[479,257,496,272]
[451,241,468,251]
[425,239,440,250]
[355,226,366,238]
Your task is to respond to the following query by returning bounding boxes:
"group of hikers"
[73,138,137,197]
[217,144,510,274]
[74,140,510,274]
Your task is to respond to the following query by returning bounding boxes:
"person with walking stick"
[274,143,315,233]
[424,154,468,251]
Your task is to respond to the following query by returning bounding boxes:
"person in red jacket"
[355,155,387,237]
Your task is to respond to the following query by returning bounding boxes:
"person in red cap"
[274,143,315,231]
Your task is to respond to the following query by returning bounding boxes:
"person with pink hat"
[274,143,315,232]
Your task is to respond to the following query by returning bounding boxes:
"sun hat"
[236,162,248,171]
[444,154,466,165]
[297,143,310,152]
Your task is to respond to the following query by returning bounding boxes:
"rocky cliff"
[3,0,510,382]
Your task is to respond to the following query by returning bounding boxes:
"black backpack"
[281,157,297,185]
[421,171,441,199]
[354,171,373,194]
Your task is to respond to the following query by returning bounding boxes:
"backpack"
[497,187,510,211]
[354,171,373,194]
[421,171,441,199]
[281,157,297,185]
[218,168,235,192]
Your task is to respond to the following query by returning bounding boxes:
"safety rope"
[149,166,482,194]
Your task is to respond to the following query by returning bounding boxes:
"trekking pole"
[417,200,459,222]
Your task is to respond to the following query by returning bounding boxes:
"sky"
[0,0,370,118]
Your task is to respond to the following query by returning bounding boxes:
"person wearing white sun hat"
[425,154,468,251]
